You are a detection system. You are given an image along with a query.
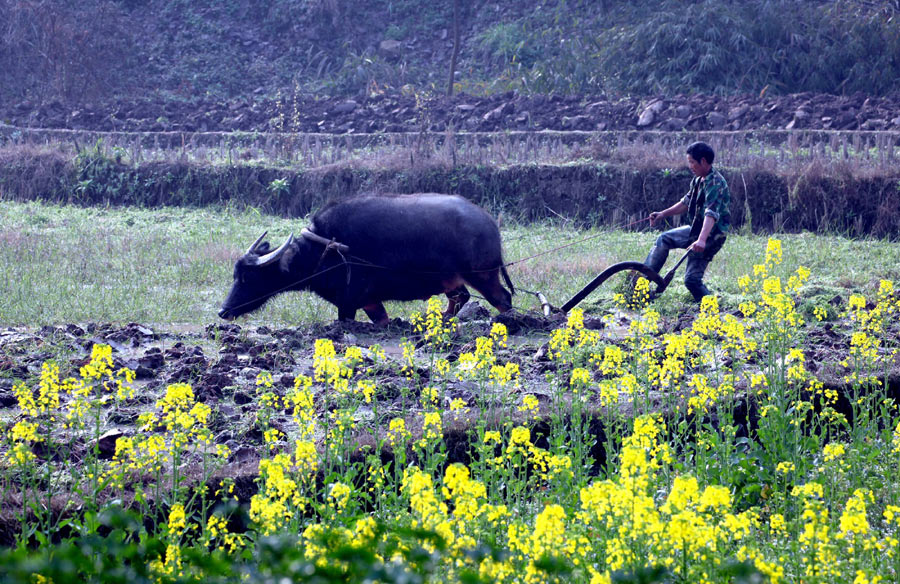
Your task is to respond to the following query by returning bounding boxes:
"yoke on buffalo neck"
[300,228,350,254]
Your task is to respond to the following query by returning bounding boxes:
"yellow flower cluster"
[411,295,458,350]
[550,308,599,362]
[104,381,222,490]
[151,503,188,578]
[737,239,809,340]
[250,453,308,535]
[841,280,900,385]
[288,374,316,439]
[313,338,363,394]
[576,416,766,581]
[6,344,137,469]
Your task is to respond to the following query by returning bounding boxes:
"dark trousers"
[644,226,726,302]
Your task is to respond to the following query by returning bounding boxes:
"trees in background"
[1,0,898,104]
[0,1,134,102]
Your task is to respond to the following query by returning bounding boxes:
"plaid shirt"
[680,167,731,236]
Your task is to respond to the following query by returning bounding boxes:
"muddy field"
[2,296,898,542]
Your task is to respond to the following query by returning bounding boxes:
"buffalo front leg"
[363,302,390,326]
[337,305,357,321]
[444,285,471,317]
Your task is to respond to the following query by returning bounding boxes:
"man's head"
[686,141,715,177]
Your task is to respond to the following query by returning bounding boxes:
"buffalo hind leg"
[363,302,390,326]
[444,285,471,317]
[464,270,513,313]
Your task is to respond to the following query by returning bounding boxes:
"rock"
[562,115,591,130]
[861,118,887,130]
[892,116,900,127]
[786,109,810,130]
[233,391,254,405]
[230,446,259,464]
[662,117,686,131]
[482,101,514,122]
[637,100,665,127]
[457,301,491,321]
[331,100,358,115]
[0,392,17,408]
[455,104,476,112]
[134,365,156,379]
[728,104,749,121]
[379,40,403,58]
[94,429,125,460]
[675,105,692,119]
[138,348,165,370]
[706,111,726,129]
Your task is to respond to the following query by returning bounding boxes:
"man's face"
[687,154,712,178]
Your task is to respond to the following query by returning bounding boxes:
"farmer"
[643,141,731,302]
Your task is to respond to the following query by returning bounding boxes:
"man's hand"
[649,211,662,227]
[689,239,706,253]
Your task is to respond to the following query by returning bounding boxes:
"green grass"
[1,200,899,327]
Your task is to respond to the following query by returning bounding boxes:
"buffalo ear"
[279,242,298,272]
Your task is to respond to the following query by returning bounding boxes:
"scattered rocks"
[5,91,900,135]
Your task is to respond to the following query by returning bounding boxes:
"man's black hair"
[686,141,715,165]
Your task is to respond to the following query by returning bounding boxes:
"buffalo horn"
[255,232,295,267]
[245,231,268,256]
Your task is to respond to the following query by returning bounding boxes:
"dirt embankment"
[4,91,900,134]
[2,151,898,239]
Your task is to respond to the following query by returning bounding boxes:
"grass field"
[1,200,898,328]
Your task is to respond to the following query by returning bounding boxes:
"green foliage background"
[1,0,898,102]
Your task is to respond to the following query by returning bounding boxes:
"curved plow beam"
[560,261,667,313]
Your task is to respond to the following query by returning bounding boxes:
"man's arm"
[690,215,717,252]
[649,201,688,227]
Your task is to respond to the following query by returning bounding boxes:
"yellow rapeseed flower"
[518,394,540,418]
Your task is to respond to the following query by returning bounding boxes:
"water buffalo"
[218,193,515,324]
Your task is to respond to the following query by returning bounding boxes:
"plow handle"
[655,249,692,294]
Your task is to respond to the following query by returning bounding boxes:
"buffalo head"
[218,231,297,320]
